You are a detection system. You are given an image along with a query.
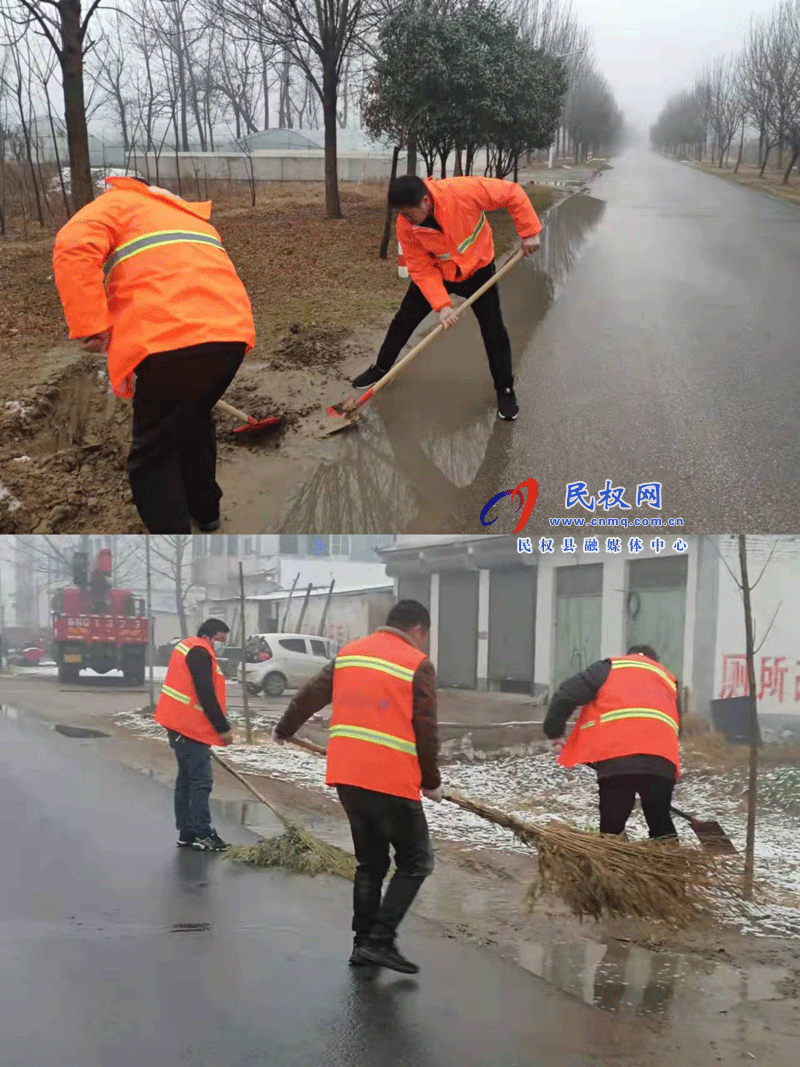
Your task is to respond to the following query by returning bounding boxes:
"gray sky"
[572,0,780,130]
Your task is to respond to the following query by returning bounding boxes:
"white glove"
[271,726,286,745]
[551,737,566,755]
[422,785,443,803]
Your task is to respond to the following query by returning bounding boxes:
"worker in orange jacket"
[52,176,256,534]
[352,175,543,421]
[154,618,234,851]
[543,645,682,838]
[272,599,441,975]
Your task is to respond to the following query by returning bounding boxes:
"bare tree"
[94,10,133,151]
[147,535,198,636]
[740,17,775,169]
[702,57,742,168]
[13,0,103,210]
[0,10,45,226]
[222,0,367,219]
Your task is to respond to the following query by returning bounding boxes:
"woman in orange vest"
[272,600,442,975]
[154,618,234,851]
[52,176,256,534]
[543,645,682,838]
[351,174,543,422]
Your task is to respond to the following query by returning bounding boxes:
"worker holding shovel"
[52,176,256,534]
[543,646,682,839]
[352,175,543,422]
[272,599,442,976]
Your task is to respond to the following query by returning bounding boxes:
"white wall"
[714,537,800,719]
[277,558,388,590]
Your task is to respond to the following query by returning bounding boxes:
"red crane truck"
[51,548,148,686]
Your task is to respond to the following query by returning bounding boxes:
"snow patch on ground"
[0,483,22,512]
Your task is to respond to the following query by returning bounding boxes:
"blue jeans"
[168,731,213,837]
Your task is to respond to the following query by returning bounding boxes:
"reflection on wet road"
[236,148,800,533]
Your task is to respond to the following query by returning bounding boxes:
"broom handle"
[215,398,251,422]
[346,248,525,415]
[210,749,288,826]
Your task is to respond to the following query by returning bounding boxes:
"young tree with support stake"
[14,0,104,211]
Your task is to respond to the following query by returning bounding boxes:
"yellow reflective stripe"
[330,724,418,756]
[437,253,451,260]
[611,660,677,691]
[599,708,679,734]
[335,655,415,683]
[175,643,190,656]
[580,720,596,729]
[161,683,191,705]
[457,212,486,254]
[103,230,224,285]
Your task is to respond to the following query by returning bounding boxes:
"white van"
[244,633,340,697]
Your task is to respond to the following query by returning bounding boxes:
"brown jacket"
[274,626,441,790]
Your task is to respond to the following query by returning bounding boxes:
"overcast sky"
[572,0,780,130]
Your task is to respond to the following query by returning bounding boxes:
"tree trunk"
[59,5,94,211]
[454,147,463,176]
[379,146,401,260]
[440,151,447,179]
[783,148,799,185]
[738,535,759,901]
[406,134,417,176]
[734,120,745,174]
[759,144,771,178]
[322,67,342,219]
[513,155,519,183]
[758,126,765,168]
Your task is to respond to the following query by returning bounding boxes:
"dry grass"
[228,825,356,880]
[694,161,800,206]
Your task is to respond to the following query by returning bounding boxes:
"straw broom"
[277,738,744,926]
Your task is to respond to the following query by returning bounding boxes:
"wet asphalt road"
[260,149,800,535]
[0,708,614,1067]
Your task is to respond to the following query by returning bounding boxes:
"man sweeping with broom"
[272,600,441,975]
[351,175,543,422]
[543,645,682,839]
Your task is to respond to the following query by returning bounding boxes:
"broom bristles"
[446,791,744,927]
[228,823,357,881]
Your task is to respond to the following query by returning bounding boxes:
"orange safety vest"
[559,656,681,776]
[396,176,543,312]
[154,636,228,746]
[52,177,256,398]
[326,630,427,801]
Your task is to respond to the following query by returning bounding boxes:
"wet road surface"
[230,150,800,534]
[0,708,624,1067]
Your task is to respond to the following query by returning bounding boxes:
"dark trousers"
[336,785,434,944]
[377,262,514,391]
[168,730,213,837]
[598,774,678,838]
[128,341,247,533]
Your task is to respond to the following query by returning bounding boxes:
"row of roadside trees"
[650,0,800,183]
[0,0,623,224]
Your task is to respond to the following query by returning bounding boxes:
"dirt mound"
[0,348,141,533]
[267,325,348,372]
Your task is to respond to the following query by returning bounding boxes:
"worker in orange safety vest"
[543,645,682,838]
[154,618,234,851]
[52,176,256,535]
[351,174,543,422]
[272,599,442,975]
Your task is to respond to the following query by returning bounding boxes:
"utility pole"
[145,535,155,711]
[281,573,300,630]
[295,584,313,633]
[317,580,335,636]
[239,561,253,744]
[738,534,760,900]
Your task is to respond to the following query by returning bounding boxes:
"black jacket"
[184,646,230,736]
[543,658,681,780]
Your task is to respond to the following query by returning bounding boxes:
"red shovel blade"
[232,415,282,435]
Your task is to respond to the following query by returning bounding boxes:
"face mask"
[212,637,227,652]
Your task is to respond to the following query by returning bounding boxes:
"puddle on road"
[54,724,110,739]
[1,703,19,721]
[226,192,607,534]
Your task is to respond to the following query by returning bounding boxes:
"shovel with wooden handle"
[214,397,282,436]
[323,247,526,436]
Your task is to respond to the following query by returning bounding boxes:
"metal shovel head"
[688,818,737,854]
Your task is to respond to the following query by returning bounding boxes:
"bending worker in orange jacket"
[543,645,682,838]
[52,176,256,534]
[352,175,543,422]
[272,599,442,976]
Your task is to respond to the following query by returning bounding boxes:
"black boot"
[358,940,420,974]
[348,937,373,967]
[352,364,387,390]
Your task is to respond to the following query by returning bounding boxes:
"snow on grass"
[0,483,22,512]
[115,707,800,935]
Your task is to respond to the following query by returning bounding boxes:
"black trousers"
[128,341,247,533]
[598,774,678,838]
[377,262,514,391]
[336,785,434,944]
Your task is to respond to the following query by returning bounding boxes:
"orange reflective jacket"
[396,176,542,311]
[154,636,228,746]
[559,656,681,776]
[326,630,427,801]
[52,177,256,398]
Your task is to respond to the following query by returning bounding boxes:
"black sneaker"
[177,834,196,848]
[352,364,387,390]
[358,940,420,975]
[348,939,373,967]
[192,830,229,852]
[497,388,519,421]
